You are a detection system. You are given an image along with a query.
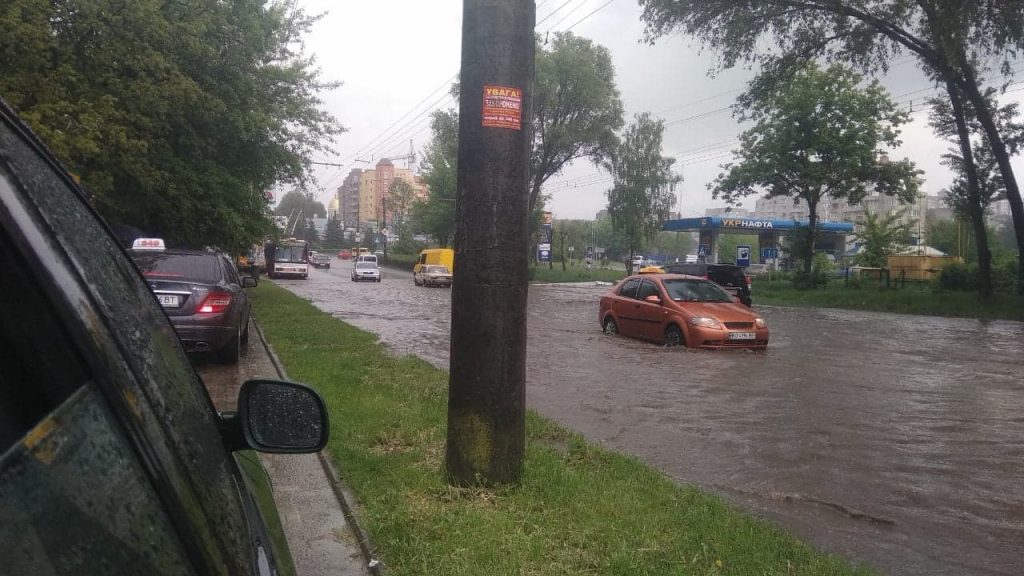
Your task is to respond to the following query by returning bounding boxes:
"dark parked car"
[0,97,328,576]
[129,244,254,363]
[314,254,331,269]
[663,262,752,306]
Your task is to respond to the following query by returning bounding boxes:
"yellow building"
[357,158,428,230]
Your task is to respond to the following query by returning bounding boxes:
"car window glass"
[3,121,252,569]
[0,241,81,449]
[637,280,660,301]
[663,279,733,303]
[0,218,192,574]
[223,257,240,285]
[619,278,641,298]
[133,253,222,284]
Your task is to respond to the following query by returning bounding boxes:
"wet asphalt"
[268,261,1024,576]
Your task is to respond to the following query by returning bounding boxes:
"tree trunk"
[958,70,1024,294]
[946,80,993,297]
[445,0,534,486]
[560,231,566,271]
[804,199,818,275]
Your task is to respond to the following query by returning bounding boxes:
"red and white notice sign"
[482,85,522,130]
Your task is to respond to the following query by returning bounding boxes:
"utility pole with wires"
[445,0,534,486]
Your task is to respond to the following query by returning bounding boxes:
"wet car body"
[351,261,381,282]
[415,264,452,287]
[129,249,253,363]
[0,98,329,575]
[599,274,768,349]
[313,254,331,269]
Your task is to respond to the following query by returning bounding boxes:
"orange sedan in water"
[599,274,769,349]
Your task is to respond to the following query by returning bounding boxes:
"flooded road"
[275,263,1024,576]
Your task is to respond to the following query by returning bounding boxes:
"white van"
[355,254,378,265]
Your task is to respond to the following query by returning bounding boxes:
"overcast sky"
[298,0,1024,220]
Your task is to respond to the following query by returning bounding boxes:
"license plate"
[727,332,755,340]
[157,294,179,308]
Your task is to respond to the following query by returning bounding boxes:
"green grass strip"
[250,281,872,576]
[753,280,1024,321]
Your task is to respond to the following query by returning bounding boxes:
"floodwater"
[275,263,1024,576]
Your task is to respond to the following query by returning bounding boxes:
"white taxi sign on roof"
[131,238,166,251]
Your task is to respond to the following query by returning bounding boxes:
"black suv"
[0,98,328,575]
[664,262,752,306]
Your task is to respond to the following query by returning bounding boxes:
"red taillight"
[198,291,232,313]
[745,275,752,286]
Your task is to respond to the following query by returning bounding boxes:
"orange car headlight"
[688,317,722,329]
[755,318,767,328]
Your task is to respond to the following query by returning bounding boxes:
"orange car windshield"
[662,279,732,303]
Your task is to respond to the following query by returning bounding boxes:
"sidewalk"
[199,319,375,576]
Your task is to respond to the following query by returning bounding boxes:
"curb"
[251,317,384,576]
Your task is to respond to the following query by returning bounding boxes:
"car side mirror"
[644,295,662,305]
[219,380,329,453]
[242,277,257,288]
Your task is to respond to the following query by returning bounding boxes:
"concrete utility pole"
[445,0,534,486]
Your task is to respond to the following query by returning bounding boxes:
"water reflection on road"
[273,264,1024,576]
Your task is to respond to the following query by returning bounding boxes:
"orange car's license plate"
[728,332,755,340]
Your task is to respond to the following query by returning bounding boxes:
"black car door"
[0,101,278,574]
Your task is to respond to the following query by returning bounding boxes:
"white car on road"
[351,261,381,282]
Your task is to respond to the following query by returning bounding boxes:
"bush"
[936,261,975,291]
[991,256,1020,293]
[792,253,833,289]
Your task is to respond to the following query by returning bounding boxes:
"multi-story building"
[752,191,944,241]
[333,161,429,232]
[336,169,362,230]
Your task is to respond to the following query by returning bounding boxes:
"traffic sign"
[538,243,551,262]
[737,245,751,267]
[697,244,709,257]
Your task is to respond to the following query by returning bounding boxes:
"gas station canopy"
[662,216,854,234]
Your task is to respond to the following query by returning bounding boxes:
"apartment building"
[348,159,428,231]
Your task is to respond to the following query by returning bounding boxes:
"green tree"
[275,190,327,219]
[638,0,1024,293]
[274,190,326,237]
[716,234,758,265]
[711,64,920,274]
[386,179,417,241]
[323,218,344,249]
[301,219,319,245]
[530,32,624,215]
[853,210,914,267]
[928,218,972,260]
[0,0,342,254]
[649,231,694,262]
[361,225,377,251]
[606,113,680,274]
[929,91,1023,295]
[413,110,458,247]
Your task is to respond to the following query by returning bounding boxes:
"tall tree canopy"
[639,0,1024,292]
[711,64,920,273]
[531,32,624,215]
[0,0,342,253]
[853,209,914,267]
[606,113,680,274]
[929,89,1023,295]
[386,178,416,240]
[413,110,458,247]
